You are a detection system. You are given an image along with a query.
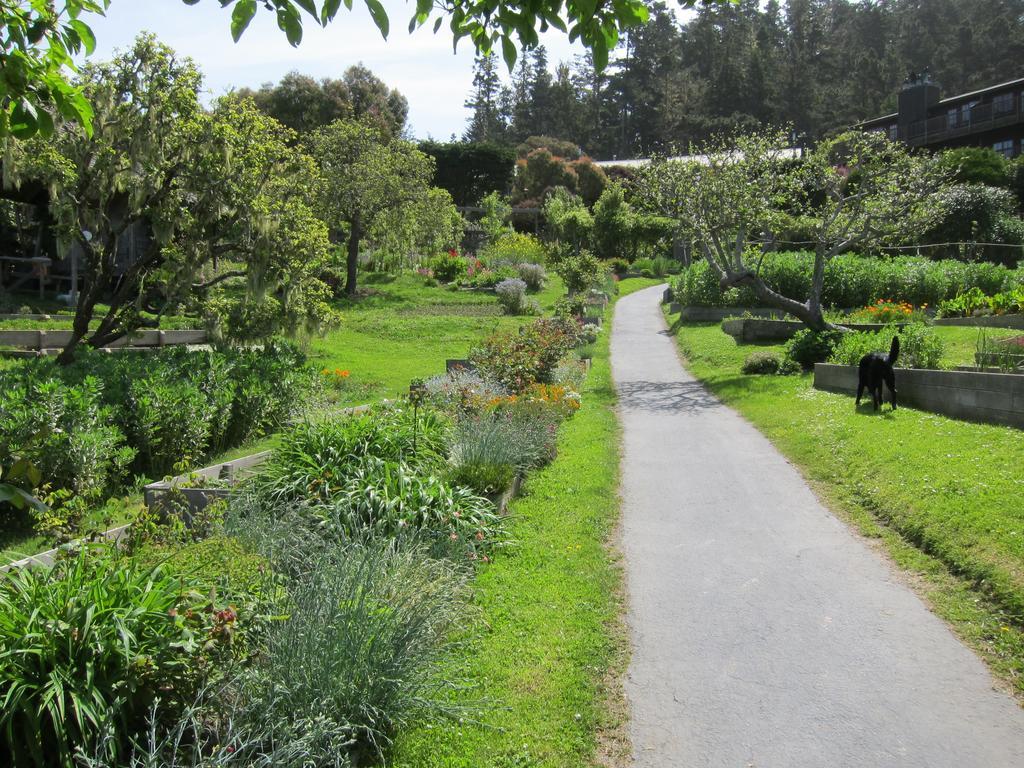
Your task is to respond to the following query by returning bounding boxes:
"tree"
[637,130,944,331]
[216,0,657,71]
[464,53,506,143]
[238,66,407,137]
[307,119,434,295]
[237,71,353,135]
[0,0,108,139]
[419,141,515,205]
[3,36,331,362]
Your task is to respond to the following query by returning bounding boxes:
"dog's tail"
[888,335,900,366]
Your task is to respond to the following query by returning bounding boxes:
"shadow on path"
[616,379,720,414]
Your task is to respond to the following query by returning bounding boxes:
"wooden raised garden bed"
[143,451,271,514]
[0,328,208,353]
[813,363,1024,429]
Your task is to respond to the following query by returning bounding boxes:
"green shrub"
[610,257,630,276]
[673,252,1023,309]
[548,246,608,295]
[784,329,842,370]
[741,351,781,375]
[828,323,944,370]
[479,232,547,267]
[0,546,236,766]
[828,330,887,367]
[897,322,945,369]
[429,251,466,283]
[0,377,134,509]
[128,378,214,477]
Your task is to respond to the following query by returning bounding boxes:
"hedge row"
[672,251,1024,308]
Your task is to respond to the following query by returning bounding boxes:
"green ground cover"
[390,283,632,768]
[666,315,1024,695]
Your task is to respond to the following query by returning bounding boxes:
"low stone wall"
[677,306,786,322]
[143,450,272,513]
[813,363,1024,429]
[0,328,207,351]
[934,315,1024,329]
[722,318,903,343]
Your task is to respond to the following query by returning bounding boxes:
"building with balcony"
[859,73,1024,158]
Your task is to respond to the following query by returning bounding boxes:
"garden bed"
[934,315,1024,329]
[143,450,272,514]
[723,317,905,342]
[813,363,1024,429]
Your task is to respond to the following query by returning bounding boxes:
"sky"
[86,0,593,140]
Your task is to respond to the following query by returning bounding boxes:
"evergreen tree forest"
[464,0,1024,159]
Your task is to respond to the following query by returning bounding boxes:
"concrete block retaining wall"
[723,318,904,343]
[814,363,1024,429]
[677,306,786,322]
[934,315,1024,329]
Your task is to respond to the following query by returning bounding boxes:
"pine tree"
[464,52,506,142]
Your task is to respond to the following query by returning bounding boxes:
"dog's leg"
[873,385,881,411]
[885,371,897,410]
[856,377,865,406]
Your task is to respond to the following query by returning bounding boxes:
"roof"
[936,77,1024,106]
[594,148,803,168]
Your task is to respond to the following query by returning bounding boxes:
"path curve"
[612,285,1024,767]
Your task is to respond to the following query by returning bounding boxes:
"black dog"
[856,336,900,411]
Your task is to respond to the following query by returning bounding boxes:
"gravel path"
[611,284,1024,767]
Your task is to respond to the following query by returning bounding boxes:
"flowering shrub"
[479,232,548,267]
[848,299,925,324]
[470,317,582,393]
[422,369,509,413]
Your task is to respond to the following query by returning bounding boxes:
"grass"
[389,285,631,768]
[665,316,1024,695]
[309,273,566,405]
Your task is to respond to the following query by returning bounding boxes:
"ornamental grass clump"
[230,542,471,764]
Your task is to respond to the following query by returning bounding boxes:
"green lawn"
[667,317,1024,695]
[390,284,633,768]
[309,273,567,405]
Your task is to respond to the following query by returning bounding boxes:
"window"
[960,102,974,124]
[993,139,1014,158]
[993,92,1014,115]
[888,123,898,140]
[947,107,958,128]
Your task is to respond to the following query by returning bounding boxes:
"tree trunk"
[55,293,96,365]
[345,220,361,297]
